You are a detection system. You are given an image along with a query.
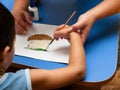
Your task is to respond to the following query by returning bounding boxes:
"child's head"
[0,3,15,75]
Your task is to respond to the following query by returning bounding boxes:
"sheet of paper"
[15,23,70,63]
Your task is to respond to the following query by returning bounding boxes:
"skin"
[30,30,86,90]
[12,0,39,34]
[54,0,120,43]
[0,39,15,78]
[12,0,32,34]
[1,26,86,90]
[13,0,120,39]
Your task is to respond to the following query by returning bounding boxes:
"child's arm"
[30,30,86,90]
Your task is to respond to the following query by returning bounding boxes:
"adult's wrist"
[85,11,97,22]
[14,0,29,11]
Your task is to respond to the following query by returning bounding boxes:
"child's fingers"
[56,24,64,31]
[54,30,66,37]
[54,25,72,41]
[56,24,69,31]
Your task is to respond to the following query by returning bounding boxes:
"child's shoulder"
[0,69,32,90]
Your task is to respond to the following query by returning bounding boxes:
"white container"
[28,6,39,21]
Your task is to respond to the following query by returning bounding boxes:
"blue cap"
[30,0,35,7]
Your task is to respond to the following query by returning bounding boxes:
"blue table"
[1,0,119,86]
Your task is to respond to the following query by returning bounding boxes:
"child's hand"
[54,24,72,40]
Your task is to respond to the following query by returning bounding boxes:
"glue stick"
[28,0,39,21]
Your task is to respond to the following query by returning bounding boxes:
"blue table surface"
[0,0,119,83]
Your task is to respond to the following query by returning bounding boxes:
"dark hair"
[0,3,15,52]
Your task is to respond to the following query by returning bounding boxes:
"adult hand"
[12,9,32,34]
[71,13,96,44]
[54,13,96,43]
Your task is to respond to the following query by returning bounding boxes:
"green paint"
[29,48,47,51]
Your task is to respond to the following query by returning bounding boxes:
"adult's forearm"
[86,0,120,21]
[13,0,29,10]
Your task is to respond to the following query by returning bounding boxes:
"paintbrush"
[46,11,76,50]
[25,11,76,51]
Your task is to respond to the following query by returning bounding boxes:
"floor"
[101,69,120,90]
[101,35,120,90]
[7,64,120,90]
[55,69,120,90]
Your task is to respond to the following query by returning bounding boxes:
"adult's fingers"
[24,11,32,25]
[18,12,32,30]
[80,34,86,44]
[71,23,80,31]
[80,28,89,44]
[16,22,28,34]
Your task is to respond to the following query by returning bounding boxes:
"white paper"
[15,23,70,63]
